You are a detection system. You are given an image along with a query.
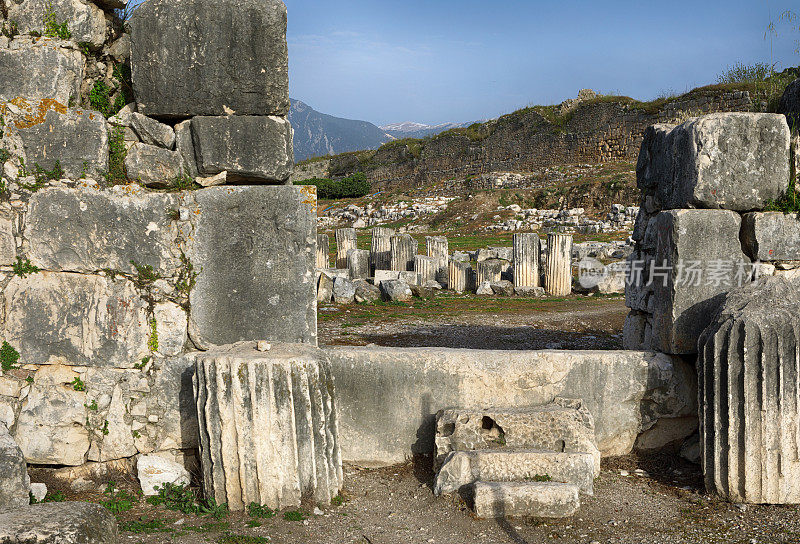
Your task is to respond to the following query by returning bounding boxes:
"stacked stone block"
[625,113,792,354]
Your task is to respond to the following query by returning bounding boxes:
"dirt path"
[319,294,628,350]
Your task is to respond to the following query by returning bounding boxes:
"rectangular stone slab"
[741,212,800,261]
[0,42,83,103]
[187,186,317,348]
[471,481,579,519]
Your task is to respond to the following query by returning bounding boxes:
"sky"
[284,0,800,126]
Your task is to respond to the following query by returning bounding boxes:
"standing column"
[476,261,502,285]
[347,249,370,280]
[316,234,330,269]
[448,261,472,293]
[370,227,395,275]
[426,236,449,287]
[545,233,573,296]
[390,234,417,272]
[513,233,540,288]
[415,255,437,286]
[335,228,357,270]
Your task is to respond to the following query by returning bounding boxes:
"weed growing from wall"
[105,126,128,186]
[0,341,20,371]
[42,2,70,40]
[12,257,40,277]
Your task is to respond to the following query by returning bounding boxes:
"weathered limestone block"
[146,356,200,452]
[137,454,190,496]
[130,112,175,149]
[174,120,198,178]
[651,210,749,355]
[316,234,330,269]
[125,142,185,188]
[9,0,107,47]
[354,280,381,303]
[435,398,600,475]
[326,347,697,465]
[3,273,150,369]
[470,481,579,519]
[153,302,188,357]
[187,186,317,348]
[637,113,790,210]
[8,105,108,180]
[370,227,394,274]
[513,233,541,288]
[0,503,118,544]
[741,212,800,261]
[0,423,30,510]
[0,216,16,265]
[779,78,800,131]
[476,260,502,286]
[335,228,356,270]
[434,450,594,496]
[14,365,90,465]
[131,0,289,118]
[390,234,416,272]
[0,41,83,103]
[346,249,370,280]
[26,187,182,275]
[545,233,572,296]
[317,271,333,304]
[194,343,342,511]
[699,276,800,504]
[332,277,355,304]
[191,116,293,183]
[477,247,513,262]
[414,255,436,286]
[379,279,412,302]
[426,236,449,285]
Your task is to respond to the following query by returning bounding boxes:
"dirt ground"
[318,294,627,350]
[31,452,800,544]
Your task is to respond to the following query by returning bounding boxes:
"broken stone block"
[651,209,750,355]
[131,0,289,118]
[26,186,182,276]
[7,104,108,180]
[0,42,83,103]
[434,399,601,475]
[174,119,198,178]
[187,186,317,348]
[380,279,412,302]
[639,113,790,211]
[317,271,334,304]
[137,454,190,496]
[699,276,800,504]
[190,115,293,183]
[354,280,381,304]
[316,234,330,269]
[153,302,187,357]
[475,281,493,296]
[741,212,800,262]
[490,280,515,296]
[0,423,30,510]
[125,142,185,188]
[3,273,151,369]
[0,503,118,544]
[147,356,200,452]
[333,276,356,304]
[9,0,108,47]
[13,365,90,465]
[0,216,16,266]
[347,249,370,280]
[194,342,342,510]
[130,112,176,149]
[469,481,579,519]
[434,449,594,496]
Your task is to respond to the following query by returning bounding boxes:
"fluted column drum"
[194,343,342,511]
[390,234,416,272]
[316,234,330,269]
[426,236,449,286]
[448,261,471,293]
[545,233,572,296]
[370,227,395,274]
[415,255,437,285]
[476,261,502,286]
[513,233,540,288]
[335,228,357,270]
[347,249,370,280]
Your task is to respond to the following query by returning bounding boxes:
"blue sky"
[285,0,799,125]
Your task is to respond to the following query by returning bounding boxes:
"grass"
[247,502,276,519]
[146,483,229,519]
[99,482,137,514]
[218,534,271,544]
[764,177,800,214]
[283,510,307,521]
[105,126,128,186]
[119,518,175,534]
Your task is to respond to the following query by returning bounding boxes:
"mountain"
[288,99,392,162]
[381,121,474,140]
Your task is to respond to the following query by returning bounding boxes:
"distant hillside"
[288,99,392,162]
[381,121,474,140]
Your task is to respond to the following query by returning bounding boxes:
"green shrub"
[105,126,128,186]
[0,341,20,371]
[295,172,370,199]
[89,81,113,118]
[42,2,71,40]
[100,482,136,514]
[12,257,40,278]
[147,483,229,519]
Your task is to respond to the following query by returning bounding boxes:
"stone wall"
[318,91,755,192]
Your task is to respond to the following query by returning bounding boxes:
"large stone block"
[469,481,579,519]
[194,343,342,510]
[2,273,150,369]
[124,142,185,188]
[0,42,83,103]
[130,0,289,118]
[0,423,30,510]
[191,116,293,183]
[651,209,750,355]
[0,503,118,544]
[187,186,317,348]
[741,212,800,261]
[26,187,182,276]
[8,0,108,47]
[637,113,790,211]
[326,347,697,466]
[699,276,800,504]
[4,103,108,179]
